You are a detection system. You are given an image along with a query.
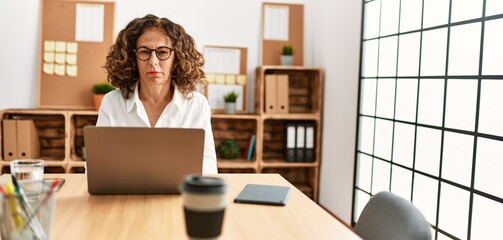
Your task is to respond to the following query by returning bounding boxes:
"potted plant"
[223,91,239,114]
[218,139,240,159]
[92,81,115,111]
[281,45,293,66]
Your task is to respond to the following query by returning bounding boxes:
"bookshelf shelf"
[211,113,259,120]
[260,160,319,168]
[217,159,257,169]
[261,114,320,121]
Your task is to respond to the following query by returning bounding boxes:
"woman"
[97,14,217,174]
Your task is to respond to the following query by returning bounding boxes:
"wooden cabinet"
[217,66,323,201]
[0,66,323,201]
[0,109,96,174]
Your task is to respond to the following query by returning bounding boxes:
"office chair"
[354,191,432,240]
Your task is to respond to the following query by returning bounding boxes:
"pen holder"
[0,181,57,240]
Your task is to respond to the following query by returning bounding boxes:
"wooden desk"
[0,174,360,239]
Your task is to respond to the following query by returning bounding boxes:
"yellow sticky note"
[66,54,77,65]
[236,75,247,85]
[44,52,55,63]
[54,64,65,76]
[215,74,225,84]
[43,63,54,74]
[44,40,55,52]
[66,65,78,77]
[55,41,66,53]
[55,53,66,64]
[225,75,236,84]
[67,42,78,53]
[206,74,216,84]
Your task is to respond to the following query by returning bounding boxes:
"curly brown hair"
[104,14,205,99]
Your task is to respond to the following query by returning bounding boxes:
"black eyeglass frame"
[133,46,174,61]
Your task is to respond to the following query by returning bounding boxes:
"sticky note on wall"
[225,74,236,84]
[66,66,78,77]
[43,63,54,75]
[55,53,66,64]
[236,75,247,85]
[54,64,65,76]
[67,42,78,53]
[66,54,77,65]
[44,41,55,52]
[55,41,66,53]
[206,74,216,84]
[44,52,55,63]
[215,74,225,84]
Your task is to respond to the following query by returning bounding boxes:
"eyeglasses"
[134,46,174,61]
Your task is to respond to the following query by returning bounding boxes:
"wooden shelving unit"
[256,66,323,202]
[0,109,95,174]
[0,66,323,201]
[216,66,323,201]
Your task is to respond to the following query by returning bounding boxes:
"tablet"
[234,184,291,206]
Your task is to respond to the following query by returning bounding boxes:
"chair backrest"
[354,191,432,240]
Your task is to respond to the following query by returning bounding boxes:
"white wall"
[0,0,362,224]
[0,0,41,109]
[312,1,362,223]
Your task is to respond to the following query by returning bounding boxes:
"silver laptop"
[83,126,204,195]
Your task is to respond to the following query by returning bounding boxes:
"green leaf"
[218,139,240,159]
[223,91,239,103]
[282,45,293,55]
[92,81,115,94]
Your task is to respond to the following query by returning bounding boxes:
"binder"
[276,74,289,113]
[265,74,278,113]
[305,124,315,162]
[2,120,40,160]
[16,120,40,159]
[295,123,305,162]
[2,120,18,160]
[285,123,296,162]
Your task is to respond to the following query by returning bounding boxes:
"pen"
[5,183,25,230]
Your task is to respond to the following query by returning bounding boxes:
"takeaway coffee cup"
[180,175,227,240]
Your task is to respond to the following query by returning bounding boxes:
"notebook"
[234,184,291,206]
[83,126,204,195]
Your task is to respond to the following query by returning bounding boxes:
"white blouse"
[96,83,218,174]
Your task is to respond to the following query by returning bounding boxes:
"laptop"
[83,126,204,195]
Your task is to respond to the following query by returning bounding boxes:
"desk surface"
[0,174,360,240]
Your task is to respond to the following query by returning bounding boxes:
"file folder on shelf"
[17,120,40,159]
[285,123,296,162]
[305,124,315,162]
[265,74,277,113]
[2,120,18,160]
[2,120,40,160]
[276,74,289,114]
[295,123,305,162]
